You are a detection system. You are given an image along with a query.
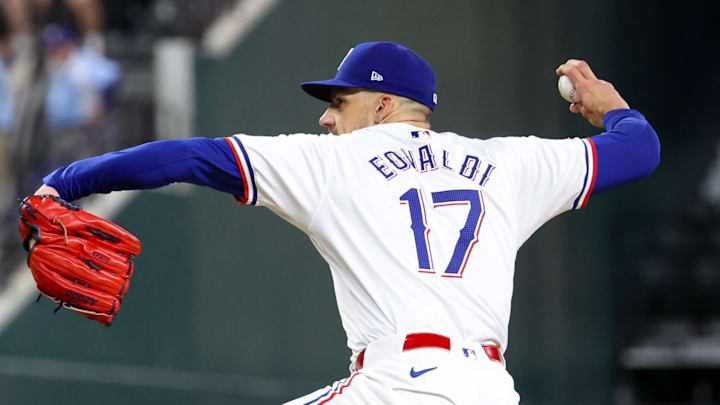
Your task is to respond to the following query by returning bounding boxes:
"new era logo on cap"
[370,71,384,82]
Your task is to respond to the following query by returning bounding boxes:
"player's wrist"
[602,101,630,116]
[601,108,640,130]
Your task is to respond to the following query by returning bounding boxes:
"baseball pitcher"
[21,42,659,403]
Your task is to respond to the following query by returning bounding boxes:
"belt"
[355,332,503,370]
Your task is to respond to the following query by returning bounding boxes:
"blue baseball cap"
[301,42,438,110]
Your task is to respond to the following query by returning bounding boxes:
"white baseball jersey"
[224,122,595,362]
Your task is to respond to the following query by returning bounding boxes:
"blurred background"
[0,0,718,404]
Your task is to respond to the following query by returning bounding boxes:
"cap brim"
[300,78,362,103]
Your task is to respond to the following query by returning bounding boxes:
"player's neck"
[376,113,430,130]
[401,119,431,130]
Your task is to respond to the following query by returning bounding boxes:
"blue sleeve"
[43,137,245,202]
[589,109,660,194]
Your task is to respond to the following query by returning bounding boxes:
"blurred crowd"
[0,0,243,287]
[5,2,123,177]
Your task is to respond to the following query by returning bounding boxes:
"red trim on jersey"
[580,138,598,209]
[223,137,249,204]
[317,372,361,404]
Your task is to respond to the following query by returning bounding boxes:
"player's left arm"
[38,137,246,201]
[36,134,332,230]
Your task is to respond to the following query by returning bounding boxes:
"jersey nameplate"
[368,143,496,187]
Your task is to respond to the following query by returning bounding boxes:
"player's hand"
[556,59,629,128]
[35,184,61,197]
[26,185,62,249]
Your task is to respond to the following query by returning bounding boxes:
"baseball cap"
[301,42,438,110]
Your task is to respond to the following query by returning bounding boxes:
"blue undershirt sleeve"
[43,137,245,202]
[589,109,660,194]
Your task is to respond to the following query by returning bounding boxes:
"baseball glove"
[18,195,141,326]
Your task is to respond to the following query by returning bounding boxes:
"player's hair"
[395,95,432,120]
[362,91,432,122]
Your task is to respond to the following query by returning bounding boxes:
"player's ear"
[374,94,394,123]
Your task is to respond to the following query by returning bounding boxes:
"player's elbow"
[635,120,661,177]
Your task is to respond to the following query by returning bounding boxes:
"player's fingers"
[573,59,598,80]
[557,61,585,86]
[556,60,579,75]
[569,102,582,114]
[562,67,586,88]
[558,59,598,81]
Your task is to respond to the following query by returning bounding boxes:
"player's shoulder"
[433,130,576,168]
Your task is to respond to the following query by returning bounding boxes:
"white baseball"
[557,75,576,103]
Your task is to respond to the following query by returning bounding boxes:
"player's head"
[301,42,437,135]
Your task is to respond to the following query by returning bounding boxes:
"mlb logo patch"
[411,130,430,138]
[463,348,478,360]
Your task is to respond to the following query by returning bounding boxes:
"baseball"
[557,75,575,102]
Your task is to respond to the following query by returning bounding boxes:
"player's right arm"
[555,59,660,194]
[489,60,660,245]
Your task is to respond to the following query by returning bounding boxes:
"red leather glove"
[19,195,141,326]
